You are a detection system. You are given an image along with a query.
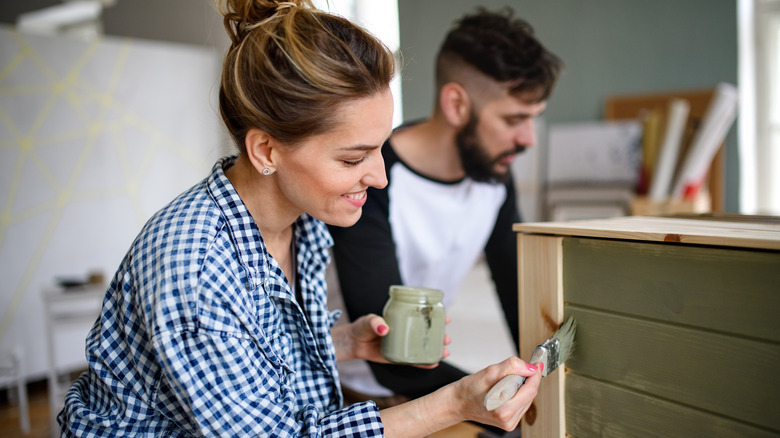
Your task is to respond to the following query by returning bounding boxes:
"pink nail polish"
[527,364,538,372]
[377,325,388,335]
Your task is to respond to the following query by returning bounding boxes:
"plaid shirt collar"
[207,156,334,294]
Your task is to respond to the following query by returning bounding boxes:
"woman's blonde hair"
[217,0,396,149]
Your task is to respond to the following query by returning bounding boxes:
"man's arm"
[484,177,521,350]
[329,186,469,399]
[329,185,399,323]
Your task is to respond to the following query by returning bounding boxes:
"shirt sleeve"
[154,328,384,437]
[484,177,521,350]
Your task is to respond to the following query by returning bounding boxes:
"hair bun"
[217,0,394,148]
[275,2,298,12]
[218,0,312,45]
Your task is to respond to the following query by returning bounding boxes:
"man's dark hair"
[436,8,562,102]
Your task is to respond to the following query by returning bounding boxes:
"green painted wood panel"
[563,307,780,432]
[566,373,780,438]
[563,237,780,343]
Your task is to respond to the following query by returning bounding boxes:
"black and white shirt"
[329,129,521,397]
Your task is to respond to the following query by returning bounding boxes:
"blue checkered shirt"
[59,156,384,437]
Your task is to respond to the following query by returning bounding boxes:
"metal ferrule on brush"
[483,317,576,410]
[530,337,559,377]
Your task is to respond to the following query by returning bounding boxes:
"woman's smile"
[342,190,368,207]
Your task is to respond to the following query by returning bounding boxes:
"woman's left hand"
[332,313,450,367]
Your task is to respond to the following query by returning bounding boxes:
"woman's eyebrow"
[340,144,379,151]
[340,135,391,151]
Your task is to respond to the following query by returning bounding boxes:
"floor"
[445,259,516,375]
[0,261,513,438]
[1,380,52,438]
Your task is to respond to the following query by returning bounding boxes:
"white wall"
[0,26,225,380]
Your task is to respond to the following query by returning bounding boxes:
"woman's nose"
[364,153,388,189]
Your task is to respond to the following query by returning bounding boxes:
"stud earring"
[262,168,272,175]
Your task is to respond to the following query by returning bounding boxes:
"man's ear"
[244,128,276,174]
[439,82,472,127]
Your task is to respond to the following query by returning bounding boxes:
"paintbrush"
[484,317,577,410]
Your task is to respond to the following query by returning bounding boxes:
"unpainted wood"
[563,237,780,342]
[427,422,484,437]
[517,234,565,438]
[513,216,780,250]
[631,193,710,216]
[563,307,780,432]
[566,374,780,438]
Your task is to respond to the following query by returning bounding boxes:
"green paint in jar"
[381,285,446,365]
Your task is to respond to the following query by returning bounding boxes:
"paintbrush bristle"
[484,316,578,409]
[553,317,577,363]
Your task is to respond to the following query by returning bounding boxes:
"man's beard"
[455,113,526,184]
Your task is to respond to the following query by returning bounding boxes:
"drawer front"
[566,373,779,438]
[561,237,780,434]
[564,237,780,342]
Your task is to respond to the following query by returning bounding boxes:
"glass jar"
[381,285,446,365]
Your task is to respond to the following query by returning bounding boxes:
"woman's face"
[275,89,393,227]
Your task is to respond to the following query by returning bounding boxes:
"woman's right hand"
[452,356,542,431]
[379,356,542,437]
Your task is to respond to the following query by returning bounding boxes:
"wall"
[101,0,229,50]
[0,0,741,380]
[397,0,739,211]
[2,1,741,211]
[0,1,229,51]
[0,25,224,380]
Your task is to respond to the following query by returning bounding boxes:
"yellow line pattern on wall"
[0,28,216,345]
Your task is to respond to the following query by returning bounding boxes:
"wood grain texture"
[563,237,780,342]
[513,216,780,250]
[514,216,780,437]
[564,307,780,432]
[566,374,779,438]
[427,422,484,438]
[517,234,565,438]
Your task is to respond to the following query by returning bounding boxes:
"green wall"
[397,0,739,211]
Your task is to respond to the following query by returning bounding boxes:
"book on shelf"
[670,82,738,200]
[649,98,690,201]
[636,108,663,195]
[604,86,730,212]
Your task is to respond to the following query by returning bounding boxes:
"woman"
[58,1,541,436]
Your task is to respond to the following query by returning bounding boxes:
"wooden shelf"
[605,88,724,212]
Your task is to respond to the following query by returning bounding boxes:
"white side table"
[0,345,30,434]
[42,284,104,437]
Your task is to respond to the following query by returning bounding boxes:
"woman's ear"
[439,82,472,128]
[244,128,276,174]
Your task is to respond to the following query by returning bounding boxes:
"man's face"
[456,92,547,183]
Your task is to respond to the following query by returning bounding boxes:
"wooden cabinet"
[514,216,780,437]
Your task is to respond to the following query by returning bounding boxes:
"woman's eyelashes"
[342,156,367,166]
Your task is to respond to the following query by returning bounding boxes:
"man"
[328,7,562,409]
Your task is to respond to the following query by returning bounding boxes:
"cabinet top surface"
[513,216,780,250]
